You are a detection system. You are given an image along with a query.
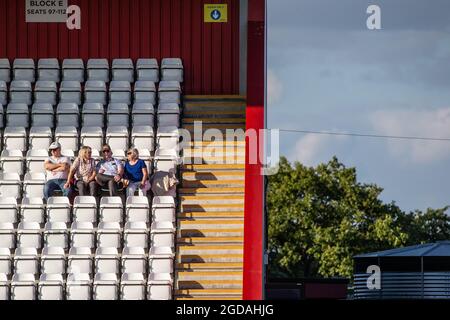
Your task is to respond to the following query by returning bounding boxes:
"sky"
[267,0,450,212]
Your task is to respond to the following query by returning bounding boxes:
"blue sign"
[211,9,221,21]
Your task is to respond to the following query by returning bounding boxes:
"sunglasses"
[102,150,111,153]
[127,152,132,155]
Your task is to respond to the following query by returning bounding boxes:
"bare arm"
[141,167,149,184]
[44,160,62,171]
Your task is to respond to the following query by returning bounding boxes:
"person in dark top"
[123,147,149,197]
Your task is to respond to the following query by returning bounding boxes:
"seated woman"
[64,146,97,197]
[123,147,150,197]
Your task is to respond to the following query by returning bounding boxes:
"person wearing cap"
[64,146,98,197]
[44,142,72,200]
[95,144,124,196]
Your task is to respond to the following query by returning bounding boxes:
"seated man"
[95,144,124,196]
[44,142,72,200]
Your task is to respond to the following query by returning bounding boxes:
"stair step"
[184,95,246,101]
[177,271,243,281]
[178,236,244,244]
[178,211,245,219]
[183,110,245,118]
[182,171,245,181]
[180,195,244,204]
[179,187,244,194]
[181,203,244,212]
[177,262,243,270]
[182,180,244,188]
[178,253,244,263]
[183,124,246,131]
[179,219,244,226]
[179,230,243,238]
[182,164,245,171]
[175,296,242,300]
[178,245,243,255]
[187,141,246,147]
[177,280,242,289]
[182,118,246,124]
[174,288,242,297]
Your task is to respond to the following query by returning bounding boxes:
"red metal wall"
[0,0,240,95]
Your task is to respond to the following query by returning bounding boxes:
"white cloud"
[267,69,283,104]
[370,108,450,163]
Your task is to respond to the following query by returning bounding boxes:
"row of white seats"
[0,80,181,106]
[0,272,173,300]
[0,196,176,224]
[0,102,180,128]
[0,58,183,83]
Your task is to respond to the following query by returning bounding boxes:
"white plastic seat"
[62,149,75,162]
[17,222,42,249]
[23,172,45,199]
[56,103,80,128]
[121,247,146,275]
[0,59,11,83]
[38,273,64,300]
[29,126,53,151]
[70,222,95,249]
[0,172,22,199]
[34,80,58,105]
[96,222,121,249]
[154,148,179,174]
[62,59,84,82]
[156,126,179,151]
[67,247,93,275]
[6,103,29,128]
[112,59,134,82]
[38,59,60,83]
[158,80,181,104]
[40,247,66,275]
[25,149,48,174]
[120,273,146,300]
[13,247,39,274]
[31,103,54,128]
[150,221,175,248]
[107,103,129,127]
[152,196,175,223]
[9,80,32,105]
[0,197,18,224]
[93,273,118,300]
[73,196,97,223]
[132,102,155,127]
[0,248,12,276]
[0,80,7,107]
[109,81,131,105]
[161,58,183,82]
[80,126,103,151]
[133,81,156,105]
[124,222,148,249]
[82,103,105,127]
[55,126,79,151]
[46,196,71,223]
[148,246,174,274]
[0,223,15,250]
[66,273,92,300]
[147,273,173,300]
[13,59,35,83]
[99,197,123,224]
[111,149,126,161]
[84,80,107,105]
[136,59,159,82]
[91,149,101,160]
[59,80,82,105]
[131,126,154,152]
[125,196,149,223]
[94,247,119,274]
[11,273,36,300]
[157,103,180,127]
[0,149,24,177]
[87,59,110,83]
[20,197,45,224]
[0,273,9,300]
[106,126,129,152]
[3,127,26,152]
[43,222,69,250]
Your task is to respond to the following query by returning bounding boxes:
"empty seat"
[73,196,97,224]
[112,59,134,82]
[9,80,32,105]
[70,222,95,250]
[40,247,66,275]
[154,148,179,174]
[136,59,159,82]
[93,273,118,300]
[111,149,126,161]
[66,273,92,300]
[56,103,80,128]
[20,198,45,224]
[0,59,11,83]
[38,273,64,300]
[55,126,79,151]
[17,222,42,249]
[148,247,174,274]
[13,59,35,83]
[23,172,45,199]
[29,126,53,150]
[34,80,57,105]
[106,126,129,152]
[3,127,26,152]
[120,273,146,300]
[82,103,105,127]
[152,196,175,223]
[43,222,68,250]
[96,222,121,249]
[0,197,17,225]
[0,223,15,250]
[158,81,181,104]
[161,58,183,82]
[107,103,129,127]
[25,149,48,174]
[31,104,54,128]
[147,273,173,300]
[125,196,150,223]
[84,80,107,105]
[46,196,71,223]
[11,273,36,300]
[59,80,82,105]
[38,58,60,83]
[0,81,7,106]
[131,126,154,152]
[6,103,29,128]
[87,59,110,82]
[133,81,156,105]
[150,221,175,248]
[156,126,179,150]
[62,149,75,161]
[132,102,155,127]
[0,248,12,276]
[121,247,146,275]
[0,273,9,300]
[99,197,123,224]
[157,103,180,127]
[109,81,131,105]
[62,59,84,82]
[0,172,22,199]
[124,222,148,249]
[67,247,93,275]
[80,126,103,151]
[94,247,120,274]
[13,247,39,274]
[0,149,24,177]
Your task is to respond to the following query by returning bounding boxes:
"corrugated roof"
[354,241,450,258]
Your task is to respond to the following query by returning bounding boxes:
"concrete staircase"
[174,96,246,300]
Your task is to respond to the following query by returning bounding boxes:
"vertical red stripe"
[99,0,110,58]
[7,0,17,59]
[110,0,120,58]
[202,0,212,94]
[79,0,89,59]
[140,0,151,58]
[171,0,181,58]
[191,0,202,93]
[48,24,59,58]
[222,0,233,94]
[58,22,69,60]
[211,0,222,94]
[150,0,161,59]
[119,0,130,58]
[0,0,6,58]
[161,0,171,57]
[89,0,100,58]
[17,0,28,57]
[232,0,240,94]
[181,0,192,93]
[130,0,140,60]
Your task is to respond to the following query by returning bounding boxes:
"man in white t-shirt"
[43,142,72,200]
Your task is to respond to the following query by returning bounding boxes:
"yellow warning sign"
[204,4,228,23]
